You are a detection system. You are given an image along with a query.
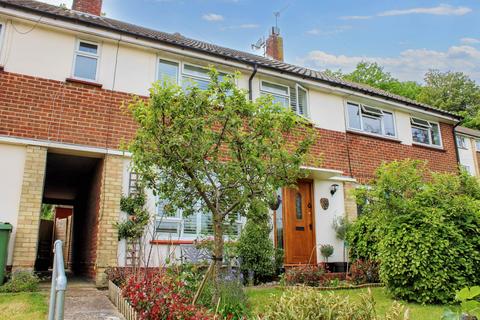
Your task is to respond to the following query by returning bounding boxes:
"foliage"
[40,204,54,220]
[127,68,316,299]
[166,263,206,294]
[320,244,334,262]
[115,192,150,240]
[349,260,380,284]
[332,216,351,240]
[261,288,408,320]
[346,212,380,261]
[237,214,277,284]
[347,160,480,304]
[0,271,40,293]
[443,286,480,320]
[123,272,212,320]
[284,264,326,287]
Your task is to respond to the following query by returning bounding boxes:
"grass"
[246,286,461,319]
[0,292,48,320]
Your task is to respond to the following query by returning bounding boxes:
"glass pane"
[297,87,308,115]
[183,213,197,235]
[183,64,209,79]
[412,126,430,144]
[362,105,383,116]
[275,189,284,249]
[156,220,179,234]
[200,213,213,235]
[383,112,395,136]
[431,124,441,146]
[411,118,431,128]
[476,140,480,150]
[262,82,289,96]
[182,76,210,90]
[290,87,297,113]
[272,94,290,108]
[347,103,361,130]
[74,55,97,80]
[78,42,98,54]
[362,115,382,134]
[158,60,179,84]
[295,193,303,220]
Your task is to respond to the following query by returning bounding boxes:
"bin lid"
[0,223,13,231]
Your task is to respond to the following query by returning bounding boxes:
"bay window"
[411,117,441,147]
[73,40,99,81]
[347,102,396,137]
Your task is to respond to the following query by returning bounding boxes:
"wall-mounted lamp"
[269,194,282,211]
[330,184,339,196]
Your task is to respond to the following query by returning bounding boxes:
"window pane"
[183,213,197,235]
[272,94,290,108]
[262,82,289,96]
[183,64,209,79]
[158,60,178,84]
[362,115,382,134]
[182,76,210,90]
[412,126,430,144]
[347,103,361,130]
[156,220,179,235]
[476,140,480,150]
[200,213,213,235]
[431,124,441,146]
[411,118,431,128]
[74,55,97,80]
[383,112,395,136]
[297,87,308,116]
[79,42,98,54]
[362,105,383,116]
[295,193,303,220]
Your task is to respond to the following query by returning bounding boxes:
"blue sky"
[45,0,479,83]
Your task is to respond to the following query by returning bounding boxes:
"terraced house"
[0,0,462,285]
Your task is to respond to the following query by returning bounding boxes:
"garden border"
[285,283,384,291]
[108,280,139,320]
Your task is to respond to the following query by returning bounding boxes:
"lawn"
[246,286,458,319]
[0,292,48,320]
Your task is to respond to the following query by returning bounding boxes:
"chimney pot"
[72,0,103,16]
[266,28,284,62]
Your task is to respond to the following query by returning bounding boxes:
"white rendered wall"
[0,144,26,265]
[313,179,346,264]
[457,136,476,175]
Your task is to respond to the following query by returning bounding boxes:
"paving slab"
[63,287,125,320]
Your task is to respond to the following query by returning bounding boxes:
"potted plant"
[320,244,334,263]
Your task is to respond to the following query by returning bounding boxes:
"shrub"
[349,260,380,284]
[346,213,380,261]
[347,160,480,304]
[237,218,276,284]
[262,288,408,320]
[123,272,212,320]
[284,264,326,287]
[0,271,40,293]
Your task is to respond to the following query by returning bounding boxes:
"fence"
[108,280,139,320]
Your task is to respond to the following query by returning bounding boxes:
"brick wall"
[0,70,458,183]
[11,145,47,271]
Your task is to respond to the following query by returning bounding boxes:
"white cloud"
[461,38,480,45]
[221,23,259,30]
[340,15,372,20]
[378,4,472,17]
[297,45,480,83]
[202,13,224,22]
[306,26,351,36]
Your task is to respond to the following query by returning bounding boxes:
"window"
[260,81,290,108]
[410,117,441,147]
[73,40,99,81]
[347,102,396,137]
[0,23,4,55]
[476,140,480,151]
[155,199,241,238]
[182,64,211,90]
[456,136,468,149]
[158,59,179,85]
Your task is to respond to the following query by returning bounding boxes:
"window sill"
[66,77,103,88]
[347,129,401,143]
[412,142,445,152]
[150,239,195,245]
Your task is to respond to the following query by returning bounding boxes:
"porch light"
[269,194,282,210]
[330,184,339,196]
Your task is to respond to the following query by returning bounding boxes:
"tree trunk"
[212,212,224,305]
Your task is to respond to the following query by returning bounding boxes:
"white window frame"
[410,117,443,148]
[260,81,290,108]
[295,84,309,117]
[72,39,100,82]
[346,101,397,138]
[157,58,180,85]
[476,140,480,152]
[0,21,5,60]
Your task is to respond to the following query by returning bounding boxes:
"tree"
[127,69,315,301]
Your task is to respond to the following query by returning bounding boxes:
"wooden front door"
[283,180,316,265]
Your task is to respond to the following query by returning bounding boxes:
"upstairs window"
[158,59,179,85]
[261,81,309,116]
[0,23,4,54]
[411,117,441,147]
[347,102,396,137]
[73,40,99,81]
[476,140,480,151]
[456,136,468,149]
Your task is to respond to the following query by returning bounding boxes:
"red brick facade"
[72,0,103,16]
[0,70,458,182]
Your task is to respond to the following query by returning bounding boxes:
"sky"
[43,0,480,83]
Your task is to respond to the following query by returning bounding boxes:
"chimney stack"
[72,0,103,16]
[266,27,284,62]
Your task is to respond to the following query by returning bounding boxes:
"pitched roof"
[0,0,461,120]
[456,126,480,138]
